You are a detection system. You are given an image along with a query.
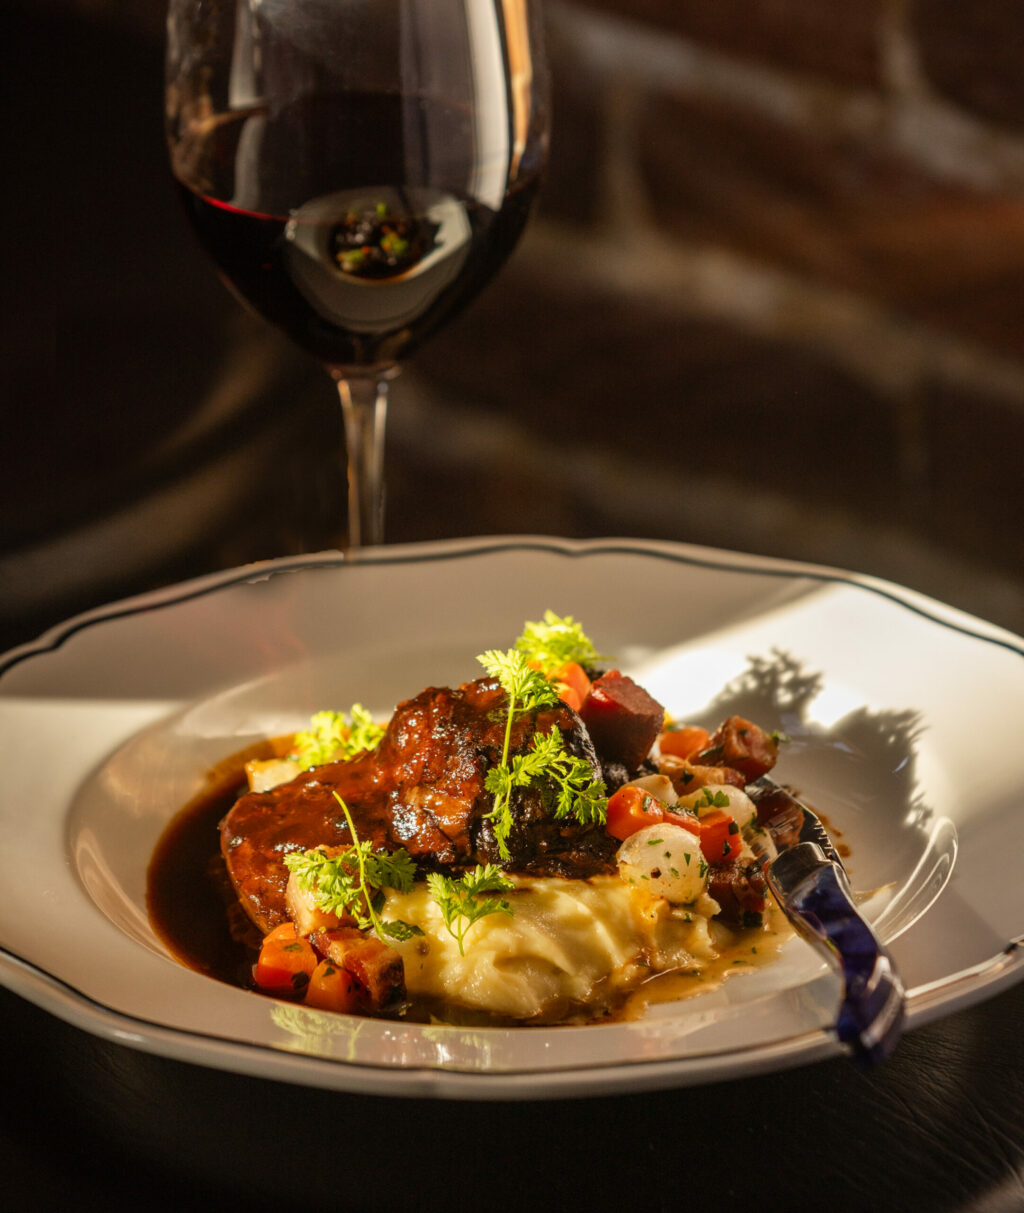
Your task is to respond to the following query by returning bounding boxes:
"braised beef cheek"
[220,677,619,931]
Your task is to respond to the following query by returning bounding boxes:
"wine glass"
[165,0,549,547]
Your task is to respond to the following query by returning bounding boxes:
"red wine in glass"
[167,2,549,546]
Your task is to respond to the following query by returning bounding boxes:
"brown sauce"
[621,901,792,1020]
[147,741,283,992]
[816,808,851,859]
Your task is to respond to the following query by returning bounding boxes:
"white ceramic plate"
[2,536,1022,1099]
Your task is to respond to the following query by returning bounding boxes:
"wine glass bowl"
[166,0,549,546]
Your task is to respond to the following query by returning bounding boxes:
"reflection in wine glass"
[284,189,474,336]
[166,0,549,547]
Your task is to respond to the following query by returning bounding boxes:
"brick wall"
[408,0,1024,631]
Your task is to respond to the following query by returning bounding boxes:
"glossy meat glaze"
[220,676,644,932]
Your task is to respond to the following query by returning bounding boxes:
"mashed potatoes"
[383,875,723,1022]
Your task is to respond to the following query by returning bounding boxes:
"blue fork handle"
[767,843,906,1065]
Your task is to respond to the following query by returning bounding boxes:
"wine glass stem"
[335,374,389,549]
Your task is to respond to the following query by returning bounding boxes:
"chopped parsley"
[693,787,731,811]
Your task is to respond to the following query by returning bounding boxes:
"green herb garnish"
[513,610,603,675]
[476,647,608,858]
[290,705,384,768]
[485,725,608,851]
[477,647,560,716]
[425,865,515,956]
[379,228,409,259]
[338,247,367,273]
[476,648,557,854]
[693,787,731,810]
[283,794,422,943]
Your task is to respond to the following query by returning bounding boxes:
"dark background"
[2,2,1023,1209]
[3,0,1023,647]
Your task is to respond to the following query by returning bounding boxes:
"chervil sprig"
[480,708,609,863]
[283,794,422,942]
[476,647,559,822]
[483,725,608,852]
[290,705,385,768]
[475,649,554,854]
[514,610,603,676]
[478,640,611,858]
[477,648,560,715]
[425,865,514,955]
[543,741,609,826]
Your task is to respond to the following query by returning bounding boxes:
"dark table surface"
[5,7,1023,1210]
[2,978,1023,1212]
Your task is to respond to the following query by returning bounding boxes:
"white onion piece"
[622,773,678,807]
[708,785,757,829]
[617,823,707,904]
[678,783,757,829]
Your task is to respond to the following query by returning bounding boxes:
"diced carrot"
[662,806,701,832]
[253,922,318,995]
[605,785,665,841]
[263,921,304,946]
[698,809,743,863]
[550,661,592,712]
[658,725,711,761]
[305,960,363,1013]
